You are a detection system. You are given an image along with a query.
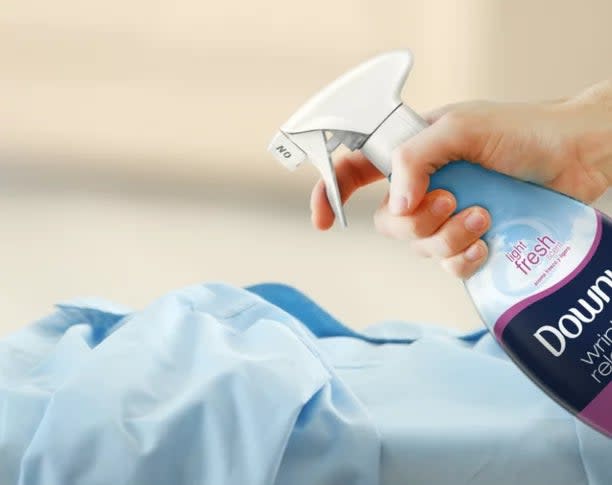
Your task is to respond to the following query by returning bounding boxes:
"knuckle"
[438,110,481,157]
[439,110,469,130]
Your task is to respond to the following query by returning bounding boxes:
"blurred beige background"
[1,0,611,336]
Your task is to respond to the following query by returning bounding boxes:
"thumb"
[388,113,480,215]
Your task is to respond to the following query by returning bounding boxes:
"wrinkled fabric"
[0,282,610,485]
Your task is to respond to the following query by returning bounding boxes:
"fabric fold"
[1,282,611,484]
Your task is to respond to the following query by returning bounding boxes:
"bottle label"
[487,213,612,435]
[429,162,612,434]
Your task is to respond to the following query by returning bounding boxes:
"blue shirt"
[0,282,610,484]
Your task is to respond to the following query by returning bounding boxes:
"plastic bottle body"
[429,161,612,436]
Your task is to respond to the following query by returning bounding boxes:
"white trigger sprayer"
[268,50,425,227]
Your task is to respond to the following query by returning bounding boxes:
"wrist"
[569,81,612,187]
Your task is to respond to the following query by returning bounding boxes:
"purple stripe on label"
[579,382,612,437]
[494,212,603,340]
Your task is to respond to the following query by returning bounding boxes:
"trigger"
[322,168,347,228]
[288,131,347,227]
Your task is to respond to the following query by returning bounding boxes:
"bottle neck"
[360,104,427,176]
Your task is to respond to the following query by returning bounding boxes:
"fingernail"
[464,210,487,232]
[389,194,409,215]
[465,242,484,262]
[430,196,453,216]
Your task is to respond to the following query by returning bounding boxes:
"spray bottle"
[268,50,612,436]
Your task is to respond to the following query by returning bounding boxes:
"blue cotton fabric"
[0,282,611,485]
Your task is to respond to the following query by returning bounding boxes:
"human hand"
[311,81,612,278]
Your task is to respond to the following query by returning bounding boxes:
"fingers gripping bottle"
[268,50,612,436]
